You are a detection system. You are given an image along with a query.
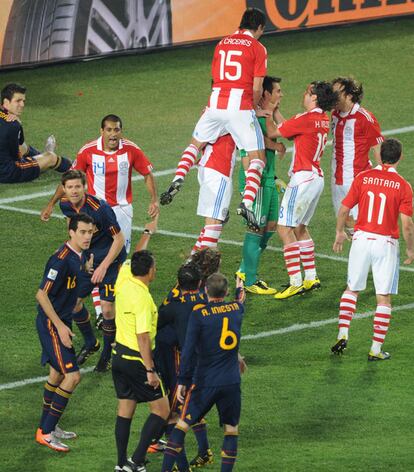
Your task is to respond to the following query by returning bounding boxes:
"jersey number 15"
[218,50,242,81]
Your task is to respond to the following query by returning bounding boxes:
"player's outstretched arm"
[40,184,65,221]
[144,172,159,217]
[401,214,414,264]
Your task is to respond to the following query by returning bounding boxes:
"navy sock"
[192,421,210,454]
[101,318,116,360]
[53,155,72,172]
[40,381,58,429]
[162,427,187,472]
[42,387,72,434]
[72,306,96,348]
[221,433,238,471]
[115,416,132,467]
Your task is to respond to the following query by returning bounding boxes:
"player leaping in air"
[160,7,269,232]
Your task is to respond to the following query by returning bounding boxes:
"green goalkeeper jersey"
[239,116,276,192]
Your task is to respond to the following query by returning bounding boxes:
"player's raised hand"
[148,200,159,218]
[333,230,348,253]
[177,384,187,403]
[85,254,94,274]
[57,324,75,348]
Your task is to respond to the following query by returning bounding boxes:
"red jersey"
[278,108,330,177]
[72,137,153,206]
[332,103,383,185]
[198,134,237,177]
[342,165,413,239]
[209,30,267,111]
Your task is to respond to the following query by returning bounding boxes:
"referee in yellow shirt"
[112,250,170,472]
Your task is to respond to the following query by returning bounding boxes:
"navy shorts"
[112,343,166,403]
[0,158,40,183]
[36,315,79,374]
[181,384,241,427]
[77,261,121,301]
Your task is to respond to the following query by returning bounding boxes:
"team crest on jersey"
[260,215,266,225]
[47,268,58,280]
[344,126,353,138]
[118,160,129,176]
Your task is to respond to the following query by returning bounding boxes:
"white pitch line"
[2,302,414,392]
[1,203,414,273]
[0,124,413,205]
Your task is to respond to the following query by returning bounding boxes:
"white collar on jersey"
[339,102,360,118]
[96,136,123,152]
[65,242,82,259]
[374,164,398,173]
[234,29,254,38]
[309,107,323,113]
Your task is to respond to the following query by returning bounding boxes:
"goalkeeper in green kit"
[236,76,286,294]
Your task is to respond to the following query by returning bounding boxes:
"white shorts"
[331,181,358,219]
[112,204,133,253]
[193,107,264,152]
[197,167,232,221]
[347,230,400,294]
[278,171,324,227]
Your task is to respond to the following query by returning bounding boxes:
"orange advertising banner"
[0,0,413,69]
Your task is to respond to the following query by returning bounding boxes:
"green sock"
[260,231,275,253]
[243,232,262,286]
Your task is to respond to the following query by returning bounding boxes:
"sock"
[174,144,198,182]
[101,318,116,361]
[370,304,392,355]
[259,230,275,252]
[162,426,187,472]
[191,228,205,255]
[192,421,210,455]
[200,224,222,249]
[132,413,166,464]
[27,145,41,157]
[53,155,72,172]
[115,416,132,467]
[283,242,302,286]
[221,433,238,472]
[40,382,58,429]
[91,287,102,318]
[298,239,317,280]
[338,290,357,340]
[42,387,72,434]
[165,423,175,438]
[72,306,97,348]
[242,159,265,208]
[241,232,262,286]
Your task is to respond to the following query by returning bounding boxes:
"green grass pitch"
[0,18,414,472]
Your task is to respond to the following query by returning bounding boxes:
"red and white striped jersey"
[198,134,237,178]
[278,108,330,177]
[332,103,383,185]
[209,30,267,111]
[72,137,153,206]
[343,165,413,239]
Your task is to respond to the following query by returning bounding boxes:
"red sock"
[242,159,264,208]
[191,228,205,255]
[371,304,391,353]
[200,224,222,249]
[174,144,198,181]
[91,286,102,317]
[338,290,357,339]
[298,239,317,280]
[283,242,302,286]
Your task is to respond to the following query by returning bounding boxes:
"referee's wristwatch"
[143,229,153,235]
[146,367,156,373]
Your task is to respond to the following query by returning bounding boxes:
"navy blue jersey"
[158,290,206,350]
[178,297,244,388]
[37,243,86,322]
[0,107,24,173]
[60,193,126,265]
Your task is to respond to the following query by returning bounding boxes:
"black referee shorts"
[112,343,166,403]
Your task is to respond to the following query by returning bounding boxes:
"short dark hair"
[332,76,364,104]
[101,114,122,129]
[239,8,266,31]
[1,83,26,104]
[68,213,94,232]
[380,138,402,164]
[263,76,281,96]
[206,273,228,298]
[310,81,339,111]
[177,263,202,291]
[131,250,155,276]
[190,248,221,282]
[62,169,86,186]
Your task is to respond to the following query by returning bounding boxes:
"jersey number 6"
[219,317,238,350]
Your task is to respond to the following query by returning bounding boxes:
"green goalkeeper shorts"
[252,185,279,228]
